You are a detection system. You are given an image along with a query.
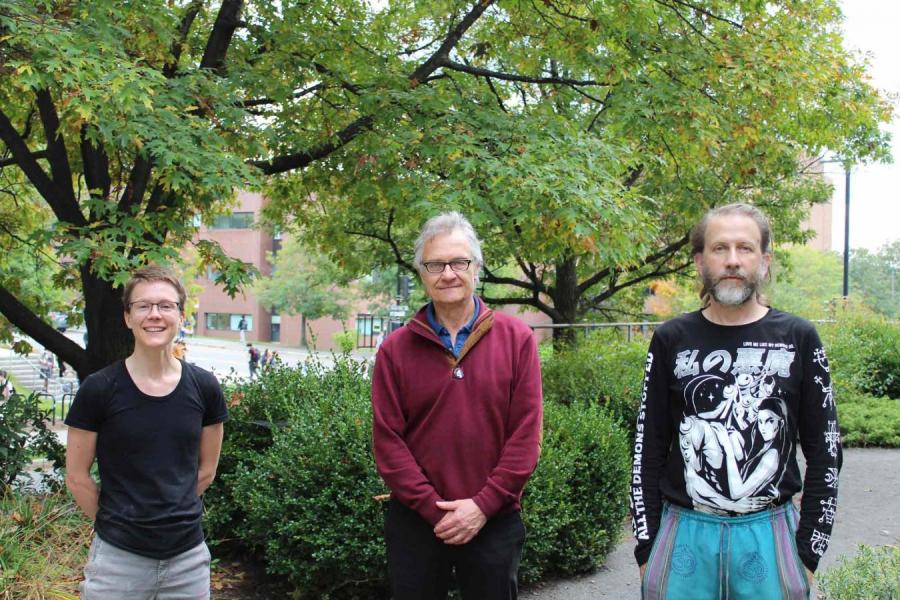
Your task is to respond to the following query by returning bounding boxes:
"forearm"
[197,467,216,496]
[66,474,99,520]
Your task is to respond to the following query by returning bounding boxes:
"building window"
[210,212,255,229]
[205,313,252,331]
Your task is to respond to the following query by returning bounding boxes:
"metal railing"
[530,321,663,342]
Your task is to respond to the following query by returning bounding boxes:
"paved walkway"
[522,448,900,599]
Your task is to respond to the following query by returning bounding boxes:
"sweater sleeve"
[631,332,674,566]
[371,344,445,525]
[472,331,543,519]
[795,326,842,572]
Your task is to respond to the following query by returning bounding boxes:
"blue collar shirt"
[426,297,481,358]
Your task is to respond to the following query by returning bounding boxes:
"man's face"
[695,214,770,306]
[419,229,478,309]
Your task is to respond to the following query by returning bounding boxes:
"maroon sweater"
[372,302,543,526]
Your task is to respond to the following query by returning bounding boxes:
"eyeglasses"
[128,301,181,315]
[422,259,473,274]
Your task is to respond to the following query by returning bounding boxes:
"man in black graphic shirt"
[631,204,841,599]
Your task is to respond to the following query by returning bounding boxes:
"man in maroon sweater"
[372,211,543,600]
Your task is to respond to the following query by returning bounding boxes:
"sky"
[826,0,900,251]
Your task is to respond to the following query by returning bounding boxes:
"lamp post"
[818,157,851,298]
[841,167,850,298]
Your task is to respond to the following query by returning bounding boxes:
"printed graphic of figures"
[677,347,796,514]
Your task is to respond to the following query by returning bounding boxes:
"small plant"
[817,544,899,599]
[332,330,356,354]
[0,391,66,488]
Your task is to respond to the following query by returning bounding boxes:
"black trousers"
[385,500,526,600]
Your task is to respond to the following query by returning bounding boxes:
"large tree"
[0,0,892,376]
[262,1,892,342]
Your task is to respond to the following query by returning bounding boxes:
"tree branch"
[439,59,606,86]
[585,260,692,308]
[480,267,538,293]
[80,126,110,200]
[252,0,495,175]
[0,107,86,226]
[344,209,416,273]
[200,0,243,75]
[0,285,88,375]
[117,155,152,216]
[0,149,46,168]
[35,89,77,205]
[239,83,325,109]
[576,232,690,295]
[657,0,745,30]
[164,0,204,77]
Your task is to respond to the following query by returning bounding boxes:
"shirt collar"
[426,296,481,335]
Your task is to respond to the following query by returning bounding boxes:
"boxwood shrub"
[540,330,648,431]
[819,312,900,399]
[520,399,631,583]
[205,357,633,598]
[835,382,900,447]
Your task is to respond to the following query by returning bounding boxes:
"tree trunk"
[80,267,133,379]
[550,254,579,350]
[300,314,307,348]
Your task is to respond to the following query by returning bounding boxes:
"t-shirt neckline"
[121,359,185,401]
[696,307,774,329]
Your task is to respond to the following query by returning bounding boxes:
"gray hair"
[413,211,483,272]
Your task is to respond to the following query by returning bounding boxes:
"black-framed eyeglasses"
[128,301,181,315]
[422,259,473,274]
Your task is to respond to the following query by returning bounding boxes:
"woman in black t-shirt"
[65,266,227,599]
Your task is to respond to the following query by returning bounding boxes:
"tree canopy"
[0,0,893,375]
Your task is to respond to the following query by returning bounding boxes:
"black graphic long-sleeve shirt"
[630,309,842,572]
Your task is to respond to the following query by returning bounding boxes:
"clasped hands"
[433,498,487,545]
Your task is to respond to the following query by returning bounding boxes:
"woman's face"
[757,409,782,442]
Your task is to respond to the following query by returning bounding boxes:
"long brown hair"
[691,203,772,307]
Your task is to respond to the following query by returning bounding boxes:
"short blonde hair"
[122,265,187,311]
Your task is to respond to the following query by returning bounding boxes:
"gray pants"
[80,536,211,599]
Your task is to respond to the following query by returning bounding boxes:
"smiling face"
[419,229,478,310]
[695,214,770,307]
[123,280,183,350]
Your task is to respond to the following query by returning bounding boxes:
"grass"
[0,489,92,600]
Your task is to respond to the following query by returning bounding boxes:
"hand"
[433,499,487,545]
[640,563,647,581]
[805,567,814,587]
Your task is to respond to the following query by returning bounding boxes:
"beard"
[702,263,767,306]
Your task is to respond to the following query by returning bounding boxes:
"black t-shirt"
[65,360,227,559]
[630,309,841,572]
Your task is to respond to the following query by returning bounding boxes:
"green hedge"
[520,400,631,583]
[205,357,632,598]
[834,382,900,447]
[225,359,386,599]
[540,330,648,430]
[819,312,900,400]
